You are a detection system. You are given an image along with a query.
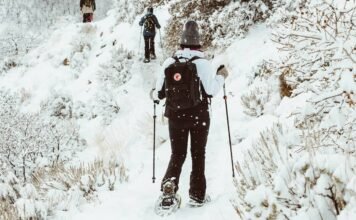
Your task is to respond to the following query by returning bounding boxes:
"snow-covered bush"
[97,47,134,89]
[241,62,281,117]
[0,27,40,64]
[241,80,274,117]
[234,119,356,219]
[234,0,356,219]
[0,91,83,182]
[0,57,19,75]
[92,89,122,126]
[272,0,355,100]
[0,172,19,220]
[0,159,127,219]
[41,93,74,119]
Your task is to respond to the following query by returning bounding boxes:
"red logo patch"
[174,73,182,81]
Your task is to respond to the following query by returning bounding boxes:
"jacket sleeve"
[154,15,161,29]
[80,0,84,8]
[195,59,224,96]
[139,16,145,26]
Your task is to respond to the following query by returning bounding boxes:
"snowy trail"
[65,34,238,220]
[60,6,241,220]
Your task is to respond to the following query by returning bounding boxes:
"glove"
[217,65,229,79]
[150,89,160,104]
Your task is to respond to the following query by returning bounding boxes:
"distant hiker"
[152,21,229,214]
[80,0,96,23]
[139,7,161,63]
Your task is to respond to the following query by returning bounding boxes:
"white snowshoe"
[154,180,181,216]
[143,58,150,63]
[188,195,211,208]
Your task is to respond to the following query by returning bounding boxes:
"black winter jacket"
[80,0,96,11]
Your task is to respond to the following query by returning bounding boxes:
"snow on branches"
[0,91,82,183]
[234,0,356,219]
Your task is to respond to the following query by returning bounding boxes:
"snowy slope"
[3,1,353,219]
[0,3,282,219]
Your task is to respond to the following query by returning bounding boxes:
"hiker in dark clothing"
[80,0,96,23]
[152,21,229,210]
[139,7,161,63]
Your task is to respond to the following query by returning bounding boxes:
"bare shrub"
[0,199,18,220]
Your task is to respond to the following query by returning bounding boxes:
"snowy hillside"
[0,0,355,219]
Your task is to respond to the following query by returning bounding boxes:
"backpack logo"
[173,73,182,81]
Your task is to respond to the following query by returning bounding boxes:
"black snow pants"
[161,118,210,201]
[144,35,155,59]
[83,13,93,23]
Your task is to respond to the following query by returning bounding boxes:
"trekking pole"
[159,29,164,51]
[139,26,143,56]
[152,100,157,183]
[223,83,235,178]
[150,89,158,183]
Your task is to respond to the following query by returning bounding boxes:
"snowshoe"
[151,54,157,60]
[154,180,181,216]
[143,58,150,63]
[188,194,211,208]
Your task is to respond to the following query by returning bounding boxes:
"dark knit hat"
[180,21,200,47]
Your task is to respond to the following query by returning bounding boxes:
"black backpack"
[144,15,156,33]
[163,56,204,110]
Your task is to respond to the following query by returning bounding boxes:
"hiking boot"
[188,194,211,207]
[155,180,181,216]
[143,58,150,63]
[151,54,157,60]
[162,180,176,197]
[160,180,177,208]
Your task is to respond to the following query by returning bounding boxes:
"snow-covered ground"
[1,4,278,219]
[1,0,355,219]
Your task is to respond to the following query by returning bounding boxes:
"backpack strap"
[172,56,201,63]
[172,56,180,63]
[189,56,201,63]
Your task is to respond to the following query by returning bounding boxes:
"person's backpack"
[163,56,204,110]
[144,15,156,33]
